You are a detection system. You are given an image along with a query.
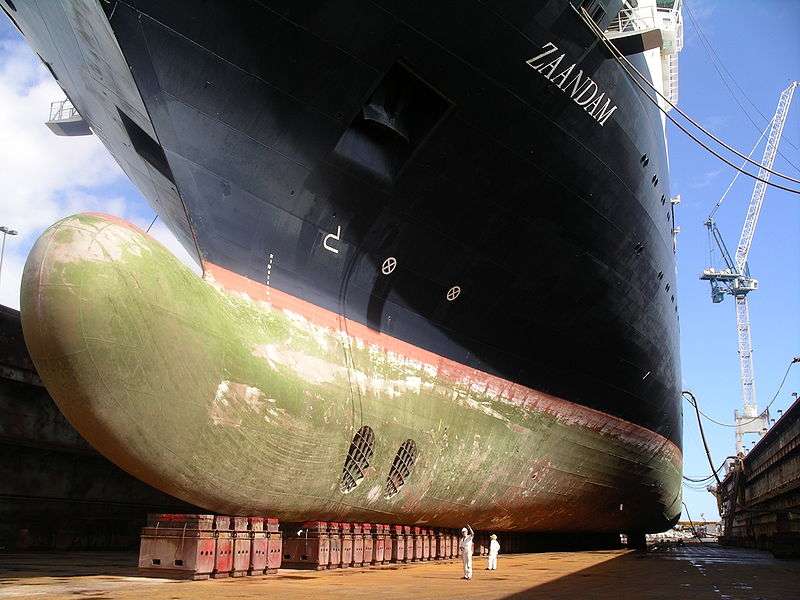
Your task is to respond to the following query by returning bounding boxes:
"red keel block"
[340,522,353,568]
[328,522,341,568]
[362,524,374,566]
[138,513,216,580]
[231,517,251,577]
[282,521,330,570]
[266,530,282,573]
[352,523,364,567]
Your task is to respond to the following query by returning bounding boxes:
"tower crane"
[700,81,799,455]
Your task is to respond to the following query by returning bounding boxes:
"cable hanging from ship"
[575,3,800,185]
[572,5,800,194]
[682,358,798,429]
[680,501,707,543]
[682,457,734,483]
[682,390,723,487]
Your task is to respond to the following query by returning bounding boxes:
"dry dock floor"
[1,542,798,599]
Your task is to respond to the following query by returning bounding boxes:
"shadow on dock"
[499,542,799,600]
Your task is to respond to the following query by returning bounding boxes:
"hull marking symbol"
[324,226,341,254]
[266,252,274,298]
[381,257,397,275]
[446,286,461,301]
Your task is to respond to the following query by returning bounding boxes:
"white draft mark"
[324,226,341,254]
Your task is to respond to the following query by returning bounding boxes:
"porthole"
[661,195,666,205]
[385,439,418,499]
[446,286,461,302]
[657,271,664,280]
[339,426,376,493]
[665,283,670,292]
[634,242,645,256]
[640,154,649,166]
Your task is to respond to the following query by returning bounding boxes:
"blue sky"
[670,0,799,520]
[1,2,798,523]
[0,21,198,312]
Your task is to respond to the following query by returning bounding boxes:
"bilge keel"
[10,0,683,533]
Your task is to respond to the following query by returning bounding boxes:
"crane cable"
[707,122,771,222]
[682,358,798,429]
[572,5,800,194]
[684,1,800,170]
[682,390,723,488]
[705,125,770,269]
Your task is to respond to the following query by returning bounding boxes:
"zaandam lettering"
[525,42,618,126]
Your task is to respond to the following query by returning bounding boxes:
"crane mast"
[700,81,799,455]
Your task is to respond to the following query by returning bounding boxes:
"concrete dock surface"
[1,542,798,599]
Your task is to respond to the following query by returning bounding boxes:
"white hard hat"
[461,527,468,533]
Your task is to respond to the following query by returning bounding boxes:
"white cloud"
[690,169,723,189]
[0,36,199,309]
[0,249,24,310]
[0,40,123,237]
[702,114,731,134]
[683,0,717,47]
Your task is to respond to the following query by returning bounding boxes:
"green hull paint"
[21,214,681,532]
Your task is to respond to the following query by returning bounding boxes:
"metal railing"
[607,0,683,46]
[48,98,81,122]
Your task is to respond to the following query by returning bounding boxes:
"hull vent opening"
[339,426,376,493]
[332,63,452,185]
[385,439,418,499]
[117,108,175,184]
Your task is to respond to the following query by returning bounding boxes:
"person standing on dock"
[459,524,474,579]
[487,534,500,570]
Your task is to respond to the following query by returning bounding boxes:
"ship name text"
[525,42,618,127]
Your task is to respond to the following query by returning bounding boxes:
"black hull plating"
[6,0,681,448]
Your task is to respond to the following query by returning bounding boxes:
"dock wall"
[0,305,197,551]
[717,393,800,557]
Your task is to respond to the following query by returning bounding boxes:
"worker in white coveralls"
[487,534,500,570]
[459,524,474,579]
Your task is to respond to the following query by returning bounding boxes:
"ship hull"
[22,214,680,531]
[8,0,683,532]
